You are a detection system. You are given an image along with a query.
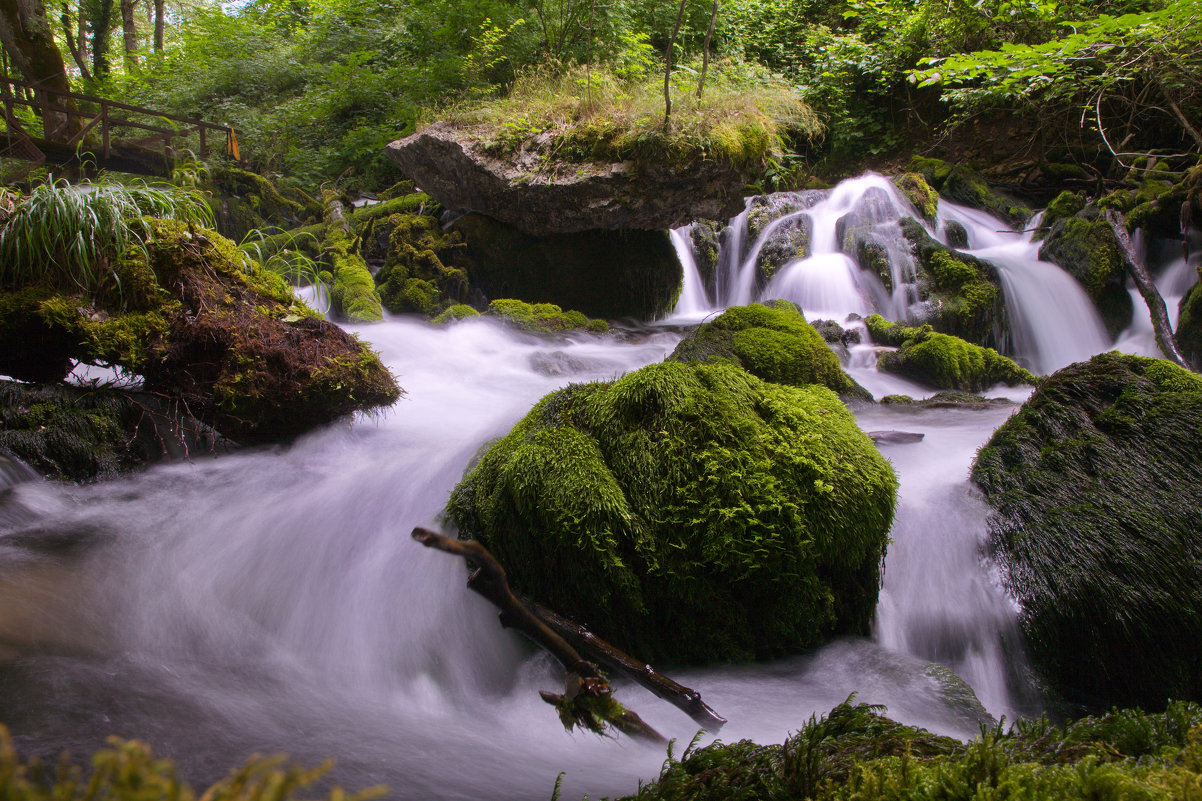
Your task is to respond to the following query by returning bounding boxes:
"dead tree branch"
[411,527,668,745]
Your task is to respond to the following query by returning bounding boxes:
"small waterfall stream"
[1,173,1196,799]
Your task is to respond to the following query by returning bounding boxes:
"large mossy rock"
[1037,209,1133,337]
[446,360,897,663]
[1,221,400,444]
[670,301,871,400]
[386,122,750,235]
[1177,278,1202,368]
[451,213,681,320]
[206,166,322,243]
[866,315,1036,391]
[899,218,1007,347]
[972,352,1202,709]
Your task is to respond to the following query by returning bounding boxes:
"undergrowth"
[443,60,821,172]
[0,176,213,305]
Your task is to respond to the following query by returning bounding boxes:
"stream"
[0,173,1195,800]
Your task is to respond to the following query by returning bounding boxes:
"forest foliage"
[1,0,1196,194]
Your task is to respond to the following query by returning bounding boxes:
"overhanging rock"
[386,122,750,236]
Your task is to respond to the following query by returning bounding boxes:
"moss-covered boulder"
[432,304,481,325]
[1037,210,1133,337]
[894,172,939,221]
[446,360,897,663]
[206,166,322,243]
[452,214,681,320]
[670,301,871,400]
[374,211,467,316]
[0,381,224,483]
[1,221,400,444]
[972,352,1202,709]
[689,220,723,297]
[866,315,1036,391]
[623,698,1202,801]
[899,218,1007,347]
[485,299,608,333]
[908,157,1031,228]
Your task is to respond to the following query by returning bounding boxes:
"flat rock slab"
[386,122,750,235]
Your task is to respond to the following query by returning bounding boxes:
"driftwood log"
[1105,208,1192,370]
[411,527,671,744]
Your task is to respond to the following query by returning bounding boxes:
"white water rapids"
[0,173,1195,799]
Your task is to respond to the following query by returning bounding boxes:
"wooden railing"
[0,73,237,177]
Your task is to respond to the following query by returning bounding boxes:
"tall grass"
[444,59,822,172]
[0,175,214,302]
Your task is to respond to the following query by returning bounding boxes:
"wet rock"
[908,157,1031,228]
[386,122,751,235]
[867,430,925,445]
[944,220,969,249]
[972,352,1202,710]
[1037,208,1133,338]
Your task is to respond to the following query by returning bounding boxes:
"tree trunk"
[662,0,686,128]
[1105,209,1192,370]
[87,0,113,78]
[119,0,136,67]
[697,0,718,100]
[60,1,91,80]
[0,0,74,138]
[151,0,161,51]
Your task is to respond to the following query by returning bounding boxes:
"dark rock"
[386,122,751,235]
[1037,211,1133,337]
[867,430,925,445]
[879,391,1015,409]
[972,352,1202,710]
[451,213,681,320]
[908,157,1031,228]
[689,220,722,295]
[944,220,969,249]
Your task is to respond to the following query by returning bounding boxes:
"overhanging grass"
[0,176,214,304]
[442,59,821,172]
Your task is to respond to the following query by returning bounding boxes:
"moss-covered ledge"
[866,315,1036,392]
[1,220,400,445]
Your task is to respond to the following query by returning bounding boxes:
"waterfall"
[2,173,1160,800]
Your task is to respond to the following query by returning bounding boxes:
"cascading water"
[0,173,1166,799]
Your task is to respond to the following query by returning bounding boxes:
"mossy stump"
[972,352,1202,710]
[446,359,897,664]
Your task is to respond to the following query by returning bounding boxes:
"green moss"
[866,315,1036,391]
[907,156,1030,228]
[432,304,481,324]
[207,167,321,242]
[972,352,1202,709]
[0,381,145,482]
[899,217,1005,346]
[375,211,466,316]
[1037,213,1133,337]
[0,287,77,383]
[325,225,384,323]
[671,301,870,400]
[1176,281,1202,369]
[893,172,939,221]
[624,698,1202,801]
[446,359,897,663]
[1039,191,1087,233]
[348,192,441,226]
[485,298,608,333]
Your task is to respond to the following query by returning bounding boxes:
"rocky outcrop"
[386,122,750,235]
[972,352,1202,710]
[866,316,1036,391]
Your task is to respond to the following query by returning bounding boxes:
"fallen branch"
[411,527,667,745]
[532,602,726,732]
[1104,209,1192,370]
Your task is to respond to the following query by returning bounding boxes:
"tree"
[0,0,74,138]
